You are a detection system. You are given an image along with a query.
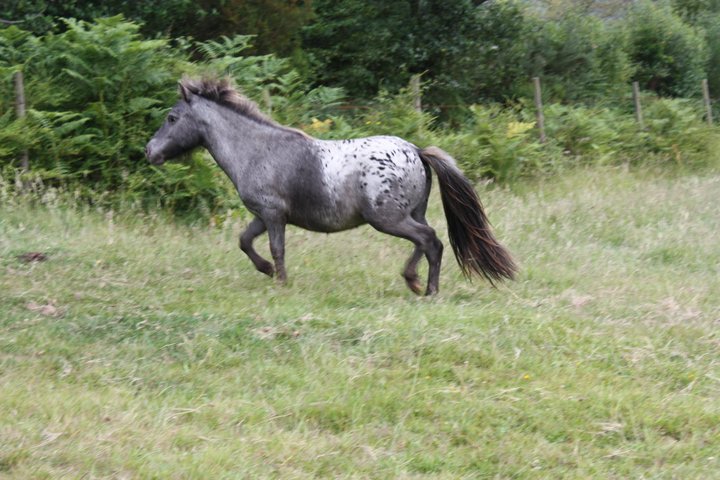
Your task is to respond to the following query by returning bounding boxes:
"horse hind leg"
[403,247,424,295]
[239,217,274,277]
[403,201,437,294]
[423,229,443,296]
[372,217,443,296]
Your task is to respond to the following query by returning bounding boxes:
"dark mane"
[180,77,308,137]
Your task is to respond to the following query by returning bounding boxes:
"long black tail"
[419,146,517,285]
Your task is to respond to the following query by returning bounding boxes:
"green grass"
[1,167,719,478]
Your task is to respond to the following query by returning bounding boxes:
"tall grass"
[1,167,718,478]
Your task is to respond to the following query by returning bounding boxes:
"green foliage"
[469,0,535,103]
[3,15,720,219]
[0,19,343,217]
[0,17,198,210]
[301,0,416,98]
[6,0,719,109]
[529,11,634,103]
[438,105,549,182]
[123,152,243,216]
[0,0,208,45]
[642,97,718,166]
[542,104,637,163]
[194,0,314,56]
[624,1,708,97]
[190,34,346,129]
[302,0,483,107]
[356,87,436,145]
[672,0,720,21]
[696,13,720,99]
[541,97,720,168]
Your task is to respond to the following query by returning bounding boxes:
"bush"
[0,18,345,217]
[0,17,185,197]
[641,97,719,166]
[625,1,708,97]
[542,104,638,163]
[3,16,720,220]
[529,11,633,103]
[437,105,552,182]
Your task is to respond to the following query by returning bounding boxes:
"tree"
[625,1,708,97]
[194,0,313,56]
[0,0,202,36]
[466,0,536,102]
[672,0,720,21]
[301,0,415,98]
[302,0,486,107]
[526,9,633,103]
[0,0,312,56]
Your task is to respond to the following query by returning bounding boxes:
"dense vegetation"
[1,0,720,216]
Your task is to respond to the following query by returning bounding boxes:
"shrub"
[3,15,720,220]
[355,87,436,146]
[625,1,708,97]
[641,97,720,167]
[0,18,345,217]
[542,104,638,163]
[0,17,185,194]
[529,11,634,103]
[436,104,557,183]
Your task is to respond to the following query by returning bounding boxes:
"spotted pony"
[146,77,516,295]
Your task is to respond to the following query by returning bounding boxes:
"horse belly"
[288,206,365,232]
[286,179,365,232]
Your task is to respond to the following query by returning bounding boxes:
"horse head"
[145,82,204,165]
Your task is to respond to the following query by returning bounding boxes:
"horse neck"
[198,101,292,181]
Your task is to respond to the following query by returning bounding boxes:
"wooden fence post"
[702,79,713,125]
[262,88,272,115]
[410,74,422,113]
[13,70,29,172]
[632,81,644,129]
[532,77,546,143]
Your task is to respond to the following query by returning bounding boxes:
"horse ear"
[178,82,193,103]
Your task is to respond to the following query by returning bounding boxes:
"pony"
[145,77,516,295]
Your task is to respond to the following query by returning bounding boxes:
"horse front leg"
[239,216,274,277]
[265,220,288,284]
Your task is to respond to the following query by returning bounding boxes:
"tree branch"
[1,14,41,25]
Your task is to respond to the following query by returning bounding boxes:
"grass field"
[1,167,719,478]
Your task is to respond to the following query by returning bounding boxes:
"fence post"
[410,74,422,113]
[702,79,713,125]
[632,81,644,129]
[532,77,546,143]
[13,70,29,172]
[262,88,272,115]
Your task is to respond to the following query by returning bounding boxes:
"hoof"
[403,274,423,296]
[424,286,439,296]
[257,261,275,277]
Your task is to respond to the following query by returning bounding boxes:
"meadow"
[1,166,719,478]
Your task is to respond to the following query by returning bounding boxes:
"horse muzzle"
[145,143,165,165]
